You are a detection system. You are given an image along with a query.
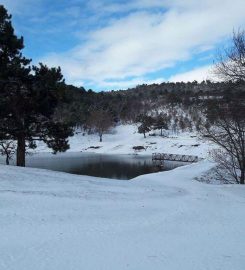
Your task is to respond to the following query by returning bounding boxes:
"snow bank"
[0,162,244,270]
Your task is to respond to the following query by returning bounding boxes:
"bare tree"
[0,140,16,165]
[210,149,241,184]
[87,110,114,142]
[200,30,245,184]
[203,102,245,184]
[214,30,245,82]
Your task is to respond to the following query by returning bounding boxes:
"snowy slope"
[36,124,214,158]
[0,162,244,270]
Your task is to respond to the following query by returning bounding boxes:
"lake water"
[28,153,187,179]
[0,152,186,180]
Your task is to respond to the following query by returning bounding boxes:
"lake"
[26,152,186,179]
[0,152,186,180]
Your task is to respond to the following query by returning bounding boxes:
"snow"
[36,124,214,158]
[0,161,245,270]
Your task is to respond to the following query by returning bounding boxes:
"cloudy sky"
[2,0,245,90]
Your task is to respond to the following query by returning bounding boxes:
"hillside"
[34,124,214,158]
[57,80,245,130]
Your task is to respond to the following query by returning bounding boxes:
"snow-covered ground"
[1,124,242,269]
[37,124,214,158]
[1,162,245,270]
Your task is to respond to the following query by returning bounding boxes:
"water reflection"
[22,153,185,180]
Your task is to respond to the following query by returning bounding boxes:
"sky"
[2,0,245,91]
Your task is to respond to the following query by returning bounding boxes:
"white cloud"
[84,65,215,90]
[92,77,165,90]
[169,65,213,82]
[39,0,245,89]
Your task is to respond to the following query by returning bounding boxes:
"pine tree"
[136,114,154,138]
[153,114,168,136]
[0,5,73,166]
[0,5,31,81]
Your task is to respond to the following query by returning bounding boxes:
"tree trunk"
[6,155,9,165]
[17,135,25,167]
[241,169,245,184]
[160,128,163,136]
[143,131,146,138]
[99,134,102,142]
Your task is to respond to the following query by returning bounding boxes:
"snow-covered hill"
[0,162,244,270]
[37,124,214,158]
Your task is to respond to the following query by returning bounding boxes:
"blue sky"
[2,0,245,91]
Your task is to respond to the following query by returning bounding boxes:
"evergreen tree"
[0,6,73,166]
[136,114,154,138]
[153,114,168,136]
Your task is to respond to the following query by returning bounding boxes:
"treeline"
[59,78,245,129]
